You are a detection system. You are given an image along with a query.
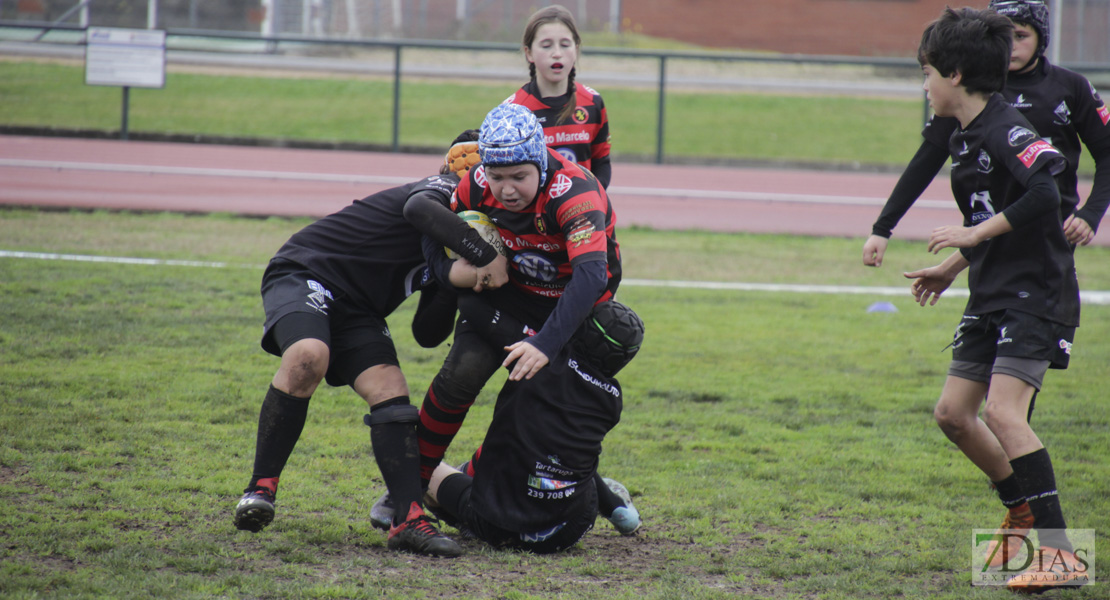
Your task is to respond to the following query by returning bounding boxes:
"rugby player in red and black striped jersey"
[507,5,612,189]
[402,103,620,488]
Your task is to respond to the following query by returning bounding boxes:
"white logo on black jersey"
[1008,126,1037,147]
[977,150,993,174]
[1012,94,1033,109]
[997,327,1013,345]
[1054,101,1072,126]
[959,141,970,156]
[969,191,996,224]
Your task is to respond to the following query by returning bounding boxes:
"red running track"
[1,135,1103,246]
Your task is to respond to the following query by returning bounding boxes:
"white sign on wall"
[85,27,166,89]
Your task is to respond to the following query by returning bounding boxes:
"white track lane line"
[5,250,1109,305]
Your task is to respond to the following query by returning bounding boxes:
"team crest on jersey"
[567,216,597,248]
[474,165,489,189]
[573,107,588,124]
[1017,140,1060,168]
[513,252,559,282]
[1007,126,1036,147]
[977,149,993,174]
[549,173,574,198]
[1053,101,1072,126]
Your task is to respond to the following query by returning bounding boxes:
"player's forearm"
[999,169,1060,231]
[940,249,970,278]
[404,192,498,267]
[528,260,607,359]
[1074,139,1110,233]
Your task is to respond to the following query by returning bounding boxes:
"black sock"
[594,472,626,518]
[368,397,422,525]
[248,385,310,492]
[992,474,1026,509]
[1010,448,1071,552]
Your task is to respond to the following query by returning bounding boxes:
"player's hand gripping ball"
[446,210,505,258]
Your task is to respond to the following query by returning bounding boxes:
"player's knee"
[431,351,495,408]
[425,374,477,413]
[933,400,970,439]
[280,339,329,390]
[981,399,1021,434]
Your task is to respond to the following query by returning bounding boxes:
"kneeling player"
[425,300,644,553]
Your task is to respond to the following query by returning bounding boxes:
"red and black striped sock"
[417,379,474,483]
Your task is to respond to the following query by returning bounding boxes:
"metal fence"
[3,2,1109,161]
[0,0,621,44]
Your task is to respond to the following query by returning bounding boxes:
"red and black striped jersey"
[508,81,611,176]
[451,148,620,302]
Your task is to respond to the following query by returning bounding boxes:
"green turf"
[0,59,927,168]
[1,209,1107,599]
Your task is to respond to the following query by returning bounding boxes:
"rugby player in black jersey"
[231,131,507,558]
[863,0,1110,268]
[422,300,644,553]
[902,7,1086,591]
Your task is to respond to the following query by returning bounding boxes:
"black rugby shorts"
[260,262,399,387]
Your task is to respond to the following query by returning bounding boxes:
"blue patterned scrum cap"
[989,0,1049,56]
[479,103,548,186]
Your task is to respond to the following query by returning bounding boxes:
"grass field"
[1,208,1108,599]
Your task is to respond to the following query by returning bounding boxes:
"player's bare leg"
[933,376,1011,480]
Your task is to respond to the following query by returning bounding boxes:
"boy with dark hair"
[863,0,1110,268]
[902,7,1086,593]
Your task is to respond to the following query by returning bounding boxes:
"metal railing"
[4,21,1110,163]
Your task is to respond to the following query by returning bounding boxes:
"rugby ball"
[446,210,505,258]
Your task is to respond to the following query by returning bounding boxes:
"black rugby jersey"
[270,175,458,317]
[925,59,1110,221]
[468,348,622,532]
[451,148,621,304]
[947,94,1078,326]
[509,81,611,184]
